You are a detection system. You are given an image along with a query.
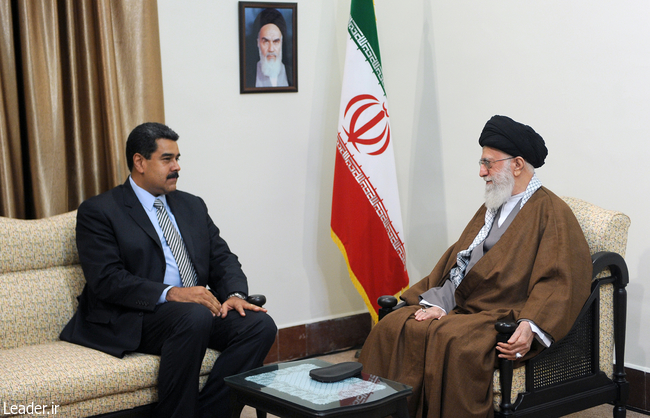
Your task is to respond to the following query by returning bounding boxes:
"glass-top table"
[224,358,412,418]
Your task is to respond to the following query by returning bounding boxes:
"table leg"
[394,398,409,418]
[229,393,245,418]
[255,409,267,418]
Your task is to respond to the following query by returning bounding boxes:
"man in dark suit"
[61,122,277,418]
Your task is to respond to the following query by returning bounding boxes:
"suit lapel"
[122,180,163,250]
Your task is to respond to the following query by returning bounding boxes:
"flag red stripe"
[331,150,409,315]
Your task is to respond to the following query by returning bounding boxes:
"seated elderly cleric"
[358,115,592,418]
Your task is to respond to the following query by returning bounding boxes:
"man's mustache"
[167,172,179,179]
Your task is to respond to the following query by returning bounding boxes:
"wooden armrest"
[377,295,406,321]
[247,294,267,307]
[495,321,517,341]
[495,321,517,415]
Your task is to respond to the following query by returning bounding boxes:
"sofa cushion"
[0,211,78,274]
[1,211,83,350]
[0,265,85,349]
[0,341,218,411]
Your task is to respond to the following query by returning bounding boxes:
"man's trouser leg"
[138,302,214,418]
[197,310,277,418]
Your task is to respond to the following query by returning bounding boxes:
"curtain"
[0,0,164,219]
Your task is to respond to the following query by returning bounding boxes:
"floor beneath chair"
[240,349,647,418]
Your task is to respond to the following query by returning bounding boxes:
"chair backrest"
[561,197,630,257]
[561,196,630,379]
[0,211,84,349]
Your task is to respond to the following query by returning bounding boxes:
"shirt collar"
[129,176,168,212]
[501,191,524,218]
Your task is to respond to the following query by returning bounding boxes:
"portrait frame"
[239,2,298,94]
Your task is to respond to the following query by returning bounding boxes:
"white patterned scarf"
[449,174,542,287]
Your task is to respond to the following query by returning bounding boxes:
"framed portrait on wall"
[238,2,298,93]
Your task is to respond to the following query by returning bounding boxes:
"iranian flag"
[331,0,409,323]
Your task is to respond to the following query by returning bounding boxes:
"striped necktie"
[154,199,198,287]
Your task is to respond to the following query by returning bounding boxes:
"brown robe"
[358,187,591,418]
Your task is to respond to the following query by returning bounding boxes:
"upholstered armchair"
[377,197,631,418]
[493,197,630,417]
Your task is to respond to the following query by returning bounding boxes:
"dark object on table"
[309,362,363,382]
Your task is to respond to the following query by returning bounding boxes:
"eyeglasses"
[478,157,515,170]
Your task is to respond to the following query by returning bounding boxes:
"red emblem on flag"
[342,94,391,156]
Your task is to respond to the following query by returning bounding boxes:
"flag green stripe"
[348,0,385,95]
[350,0,381,65]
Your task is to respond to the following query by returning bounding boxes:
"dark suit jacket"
[60,179,248,357]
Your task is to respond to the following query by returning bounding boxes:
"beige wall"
[158,1,650,370]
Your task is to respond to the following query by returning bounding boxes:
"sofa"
[0,210,219,417]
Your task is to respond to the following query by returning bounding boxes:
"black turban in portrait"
[257,8,287,39]
[478,115,548,168]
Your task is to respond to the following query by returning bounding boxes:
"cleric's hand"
[496,321,534,360]
[414,306,446,321]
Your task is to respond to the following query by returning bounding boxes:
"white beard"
[258,45,283,79]
[484,163,515,210]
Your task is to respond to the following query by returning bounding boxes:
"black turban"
[257,8,287,39]
[478,115,548,168]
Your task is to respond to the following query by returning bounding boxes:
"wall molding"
[625,366,650,413]
[264,312,372,364]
